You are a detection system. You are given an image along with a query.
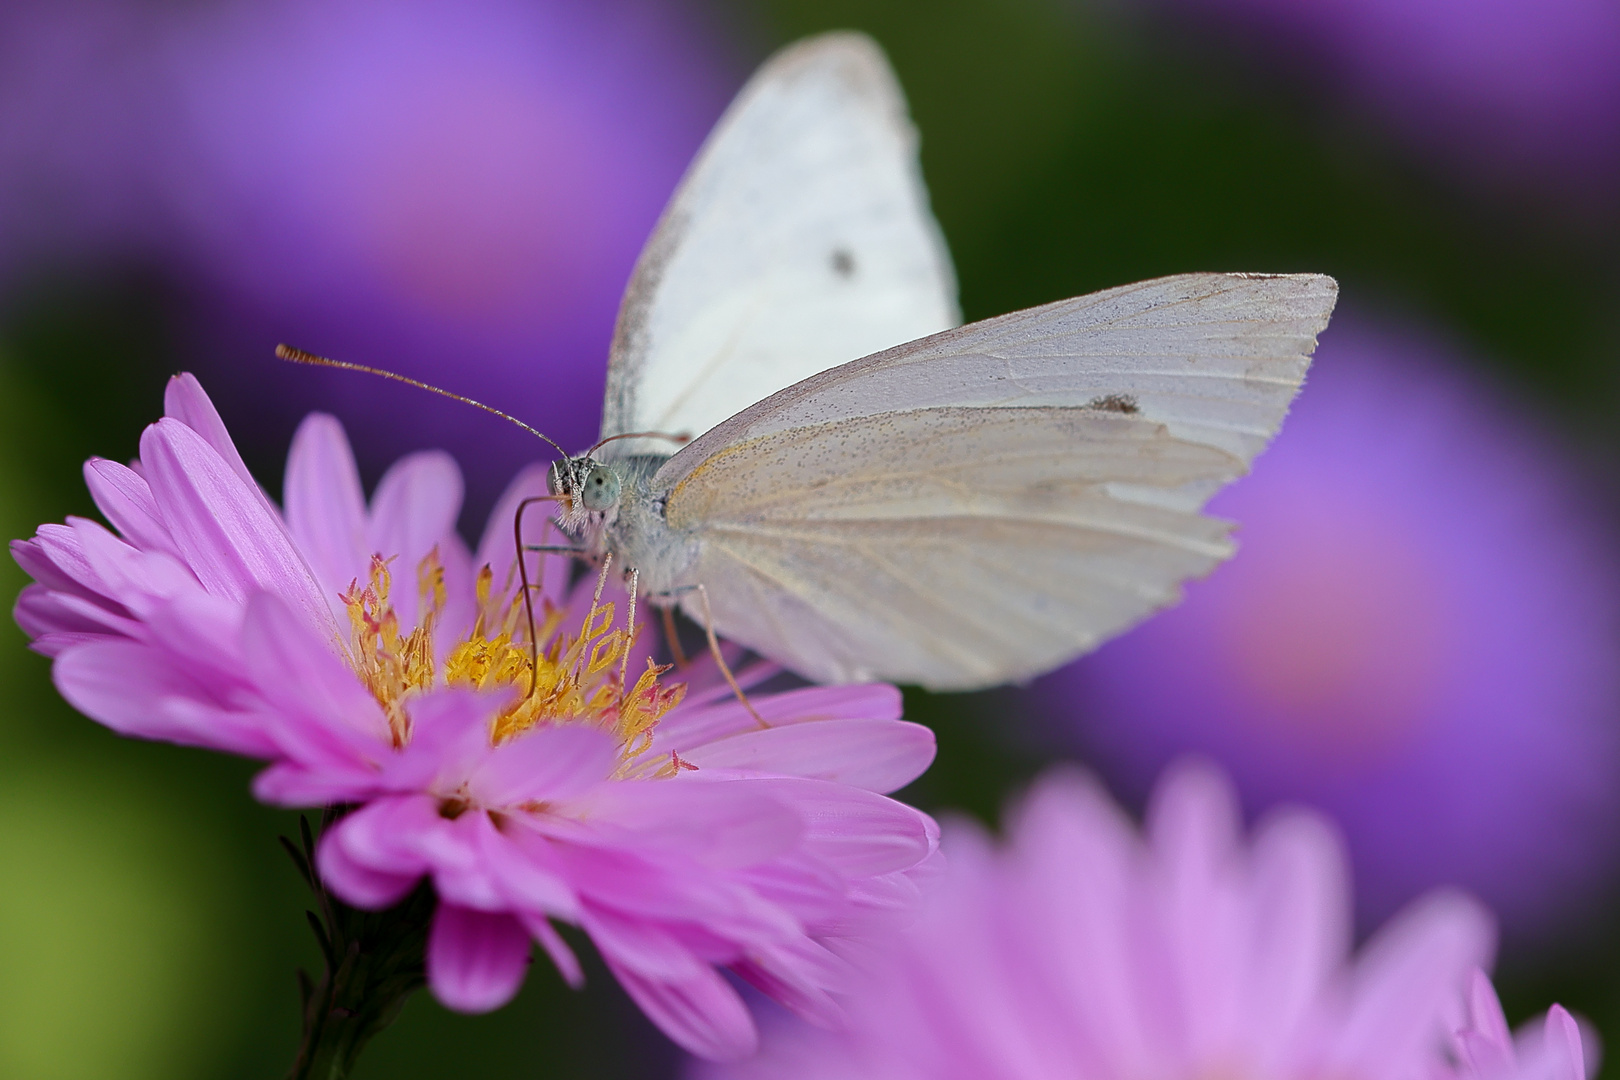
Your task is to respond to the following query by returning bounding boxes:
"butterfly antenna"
[587,430,692,456]
[276,344,570,459]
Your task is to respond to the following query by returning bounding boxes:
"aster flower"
[1036,320,1620,936]
[12,373,939,1062]
[1439,970,1588,1080]
[697,760,1497,1080]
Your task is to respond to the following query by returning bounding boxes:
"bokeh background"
[1,0,1617,1076]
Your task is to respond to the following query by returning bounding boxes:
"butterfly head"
[548,455,623,535]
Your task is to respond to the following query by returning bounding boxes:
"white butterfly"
[546,31,1337,691]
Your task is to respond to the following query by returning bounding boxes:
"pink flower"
[698,761,1498,1080]
[12,373,939,1061]
[1439,970,1589,1080]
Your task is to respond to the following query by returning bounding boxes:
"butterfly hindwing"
[655,272,1337,688]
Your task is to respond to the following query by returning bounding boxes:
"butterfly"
[543,31,1337,691]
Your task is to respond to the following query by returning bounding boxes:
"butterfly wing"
[654,272,1337,689]
[600,32,959,456]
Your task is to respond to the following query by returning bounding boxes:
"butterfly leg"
[696,583,767,729]
[660,606,690,669]
[620,567,639,696]
[513,494,567,699]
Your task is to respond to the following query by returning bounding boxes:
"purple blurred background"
[1158,0,1620,210]
[1,0,735,520]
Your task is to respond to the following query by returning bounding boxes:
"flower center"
[340,550,686,768]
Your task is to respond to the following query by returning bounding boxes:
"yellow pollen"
[342,551,686,768]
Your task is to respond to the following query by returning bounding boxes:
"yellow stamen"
[343,549,685,767]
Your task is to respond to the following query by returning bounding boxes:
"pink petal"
[315,823,423,909]
[584,905,719,981]
[1545,1005,1588,1080]
[163,373,260,495]
[465,724,616,807]
[380,690,499,793]
[1466,967,1514,1052]
[478,463,569,607]
[655,683,902,755]
[1325,889,1496,1077]
[606,956,758,1062]
[26,525,110,598]
[1457,1031,1515,1080]
[366,451,462,557]
[15,585,137,644]
[731,936,846,1028]
[733,853,849,927]
[463,817,580,918]
[671,657,781,710]
[1244,808,1351,1064]
[677,717,934,793]
[1001,769,1144,1072]
[251,760,383,807]
[1146,758,1244,884]
[549,844,793,941]
[429,537,478,657]
[52,639,276,756]
[361,450,464,631]
[834,857,938,934]
[70,517,200,617]
[137,589,250,678]
[741,778,936,878]
[431,812,521,912]
[560,779,804,870]
[1143,759,1249,1051]
[139,418,333,637]
[84,457,179,557]
[520,911,584,989]
[240,592,391,755]
[324,795,443,881]
[283,413,367,607]
[427,904,533,1013]
[14,585,98,645]
[27,633,115,659]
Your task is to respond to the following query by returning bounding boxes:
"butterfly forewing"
[600,33,959,456]
[659,273,1334,492]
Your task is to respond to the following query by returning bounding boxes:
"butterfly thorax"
[602,455,701,603]
[551,453,698,603]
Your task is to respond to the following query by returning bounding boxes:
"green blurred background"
[0,0,1616,1076]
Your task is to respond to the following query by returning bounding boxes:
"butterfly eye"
[580,465,621,512]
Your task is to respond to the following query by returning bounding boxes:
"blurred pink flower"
[698,760,1496,1080]
[1439,970,1588,1080]
[11,373,939,1060]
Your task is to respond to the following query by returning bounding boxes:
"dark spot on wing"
[830,248,856,278]
[1086,394,1139,414]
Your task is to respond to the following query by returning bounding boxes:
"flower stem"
[282,810,436,1080]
